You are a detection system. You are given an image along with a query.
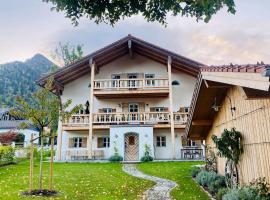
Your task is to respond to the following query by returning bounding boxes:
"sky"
[0,1,270,66]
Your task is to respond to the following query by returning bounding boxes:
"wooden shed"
[186,64,270,185]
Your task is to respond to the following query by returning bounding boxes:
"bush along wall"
[0,146,15,166]
[191,168,270,200]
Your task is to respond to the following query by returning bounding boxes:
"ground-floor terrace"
[58,126,204,161]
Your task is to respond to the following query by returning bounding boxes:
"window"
[154,107,165,112]
[102,108,112,113]
[112,74,121,79]
[73,137,82,148]
[145,74,155,86]
[156,136,166,147]
[129,103,139,112]
[172,80,180,85]
[187,140,196,147]
[184,107,189,113]
[97,137,110,148]
[111,74,121,87]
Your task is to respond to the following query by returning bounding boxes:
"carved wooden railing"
[63,112,188,126]
[93,78,169,90]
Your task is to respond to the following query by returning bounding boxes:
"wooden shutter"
[164,107,169,112]
[82,137,87,148]
[122,103,129,112]
[98,109,104,113]
[68,138,74,148]
[150,107,155,112]
[182,138,187,146]
[97,138,103,148]
[112,108,116,113]
[138,102,145,112]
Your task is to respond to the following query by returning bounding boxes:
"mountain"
[0,54,57,107]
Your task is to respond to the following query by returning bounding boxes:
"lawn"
[0,161,209,200]
[0,160,154,200]
[138,161,210,200]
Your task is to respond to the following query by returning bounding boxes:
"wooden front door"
[124,133,139,161]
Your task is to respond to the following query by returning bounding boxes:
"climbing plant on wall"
[212,128,243,188]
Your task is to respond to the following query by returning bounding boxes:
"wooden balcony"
[62,112,188,130]
[93,78,169,98]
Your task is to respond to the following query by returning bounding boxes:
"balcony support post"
[168,56,176,159]
[88,58,95,159]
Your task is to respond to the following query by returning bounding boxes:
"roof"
[201,63,270,74]
[185,63,270,139]
[37,35,203,90]
[0,108,10,116]
[0,120,38,131]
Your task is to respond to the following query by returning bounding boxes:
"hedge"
[0,146,15,166]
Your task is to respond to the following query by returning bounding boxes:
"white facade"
[57,53,203,161]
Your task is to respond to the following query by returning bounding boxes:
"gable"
[37,35,203,92]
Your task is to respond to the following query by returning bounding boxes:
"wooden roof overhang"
[186,64,270,140]
[37,35,203,94]
[185,74,230,140]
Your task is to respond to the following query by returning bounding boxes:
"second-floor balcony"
[63,112,188,129]
[93,78,169,98]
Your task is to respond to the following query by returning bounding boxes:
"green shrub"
[223,187,258,200]
[195,170,217,187]
[190,167,201,178]
[216,188,228,200]
[209,175,226,194]
[0,146,15,166]
[109,154,123,162]
[140,144,153,162]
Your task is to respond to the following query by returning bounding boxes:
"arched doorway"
[124,133,139,161]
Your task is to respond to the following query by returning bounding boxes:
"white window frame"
[102,108,113,113]
[187,140,196,147]
[97,137,110,148]
[128,103,139,113]
[145,74,155,86]
[73,137,83,148]
[156,136,166,147]
[154,107,165,112]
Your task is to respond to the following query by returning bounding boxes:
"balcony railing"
[94,78,169,90]
[63,112,188,126]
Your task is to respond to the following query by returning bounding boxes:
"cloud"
[0,0,270,66]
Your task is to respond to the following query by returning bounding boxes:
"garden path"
[123,164,177,200]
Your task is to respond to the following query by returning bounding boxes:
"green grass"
[0,161,154,200]
[138,161,210,200]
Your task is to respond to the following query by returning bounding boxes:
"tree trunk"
[39,128,44,190]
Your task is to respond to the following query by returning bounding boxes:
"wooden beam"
[192,120,212,126]
[168,56,175,159]
[204,80,230,88]
[88,58,95,159]
[128,40,133,58]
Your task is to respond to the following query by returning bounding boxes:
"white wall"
[153,129,185,159]
[109,126,154,161]
[61,130,110,160]
[60,54,196,112]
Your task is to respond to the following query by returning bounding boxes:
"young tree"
[43,0,236,26]
[52,42,84,67]
[11,79,82,191]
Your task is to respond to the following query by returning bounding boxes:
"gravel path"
[123,164,177,200]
